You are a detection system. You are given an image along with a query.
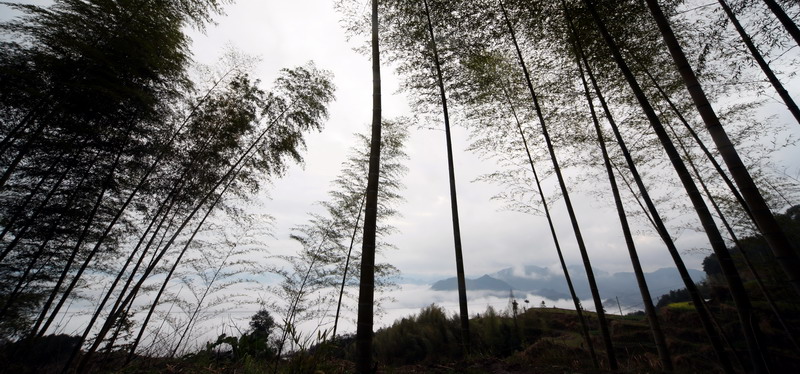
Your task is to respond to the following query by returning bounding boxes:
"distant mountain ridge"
[431,274,514,293]
[430,266,705,307]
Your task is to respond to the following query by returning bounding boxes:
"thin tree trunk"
[23,150,101,335]
[0,120,47,190]
[61,192,179,372]
[355,0,382,372]
[104,301,134,354]
[422,0,470,353]
[595,115,675,371]
[500,0,617,368]
[0,148,70,242]
[567,16,672,367]
[610,161,658,229]
[77,101,291,373]
[333,194,365,339]
[669,123,800,351]
[643,0,800,299]
[82,198,178,364]
[0,157,75,263]
[641,68,755,223]
[500,84,599,368]
[762,0,800,48]
[579,9,734,370]
[125,171,238,365]
[273,235,328,374]
[587,1,768,372]
[763,178,793,207]
[36,127,134,338]
[0,168,88,320]
[719,0,800,125]
[170,243,237,358]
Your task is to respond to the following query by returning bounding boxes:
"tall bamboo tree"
[329,120,408,339]
[584,1,767,371]
[355,0,383,371]
[75,63,334,371]
[572,9,735,371]
[761,0,800,48]
[0,0,227,338]
[421,0,470,353]
[566,12,672,368]
[642,0,800,300]
[717,0,800,125]
[499,0,617,368]
[662,96,800,352]
[502,82,600,368]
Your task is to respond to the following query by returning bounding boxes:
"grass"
[665,301,696,311]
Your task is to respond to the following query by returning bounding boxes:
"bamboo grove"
[1,0,799,373]
[343,0,799,372]
[0,0,339,370]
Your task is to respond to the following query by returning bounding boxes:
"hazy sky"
[3,0,796,282]
[186,0,798,288]
[3,0,798,341]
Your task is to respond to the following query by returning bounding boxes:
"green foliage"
[250,309,276,337]
[178,311,342,374]
[0,1,337,362]
[470,306,523,358]
[360,302,800,372]
[0,0,223,340]
[656,288,694,309]
[371,304,462,365]
[265,119,408,360]
[368,304,533,365]
[657,206,800,309]
[700,204,800,306]
[190,310,278,365]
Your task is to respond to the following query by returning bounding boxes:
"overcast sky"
[3,0,798,341]
[186,0,797,285]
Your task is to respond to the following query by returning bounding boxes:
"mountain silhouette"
[430,274,514,293]
[430,266,705,307]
